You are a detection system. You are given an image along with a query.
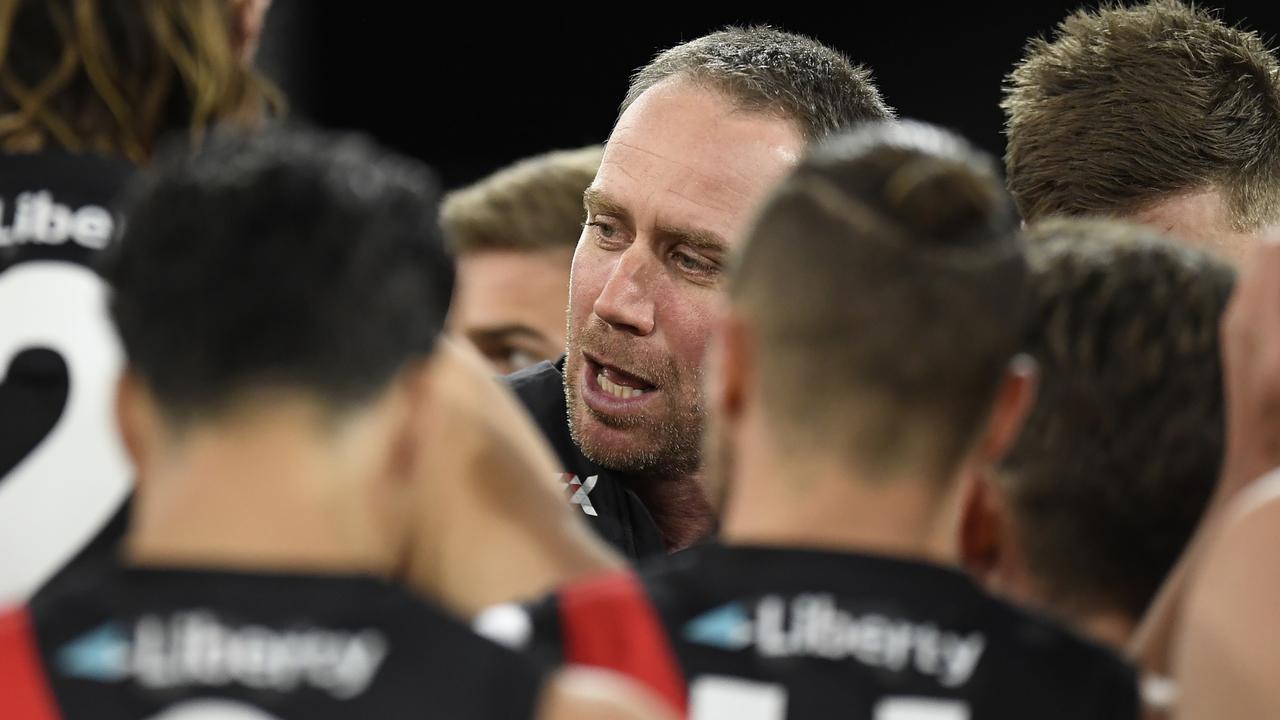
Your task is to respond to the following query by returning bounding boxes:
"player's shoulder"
[474,552,705,653]
[0,602,37,645]
[974,589,1139,711]
[552,550,708,615]
[474,567,655,665]
[505,358,562,390]
[505,359,565,415]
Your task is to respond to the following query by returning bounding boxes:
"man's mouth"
[585,353,657,402]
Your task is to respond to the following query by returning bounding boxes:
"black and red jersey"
[1,565,546,719]
[486,542,1138,719]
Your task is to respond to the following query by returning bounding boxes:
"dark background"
[255,2,1280,189]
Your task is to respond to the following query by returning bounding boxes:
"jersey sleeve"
[0,606,63,720]
[556,571,687,714]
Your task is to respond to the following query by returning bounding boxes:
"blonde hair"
[0,0,283,162]
[1004,0,1280,231]
[440,145,603,255]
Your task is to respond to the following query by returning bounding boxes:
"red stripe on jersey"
[559,570,687,714]
[0,606,62,720]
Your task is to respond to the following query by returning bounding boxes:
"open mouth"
[584,353,657,402]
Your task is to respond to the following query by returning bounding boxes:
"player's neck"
[720,427,956,565]
[127,413,393,577]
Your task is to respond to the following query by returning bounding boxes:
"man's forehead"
[592,91,802,237]
[595,140,761,217]
[607,80,799,180]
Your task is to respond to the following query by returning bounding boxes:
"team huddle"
[3,1,1280,718]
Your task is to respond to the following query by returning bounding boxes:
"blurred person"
[1173,233,1280,717]
[480,123,1139,719]
[406,338,623,618]
[0,128,669,720]
[441,146,603,375]
[1003,0,1280,265]
[1174,471,1280,719]
[1130,231,1280,717]
[508,25,895,559]
[957,218,1233,650]
[0,0,282,603]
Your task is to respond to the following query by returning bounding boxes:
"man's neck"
[128,415,389,576]
[623,471,716,551]
[719,447,956,565]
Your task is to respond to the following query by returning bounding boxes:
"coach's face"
[564,76,803,478]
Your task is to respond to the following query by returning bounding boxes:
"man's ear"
[975,354,1038,466]
[116,369,159,478]
[958,471,1004,583]
[707,307,754,425]
[957,467,1042,608]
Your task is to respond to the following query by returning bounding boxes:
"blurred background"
[255,2,1280,189]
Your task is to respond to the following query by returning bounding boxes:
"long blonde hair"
[0,0,284,162]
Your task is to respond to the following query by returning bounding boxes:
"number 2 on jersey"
[0,262,130,603]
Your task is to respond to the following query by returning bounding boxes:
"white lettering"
[0,189,116,250]
[747,594,986,688]
[73,205,113,249]
[117,612,387,699]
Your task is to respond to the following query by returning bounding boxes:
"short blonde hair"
[440,145,603,255]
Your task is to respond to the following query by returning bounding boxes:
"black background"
[256,2,1280,189]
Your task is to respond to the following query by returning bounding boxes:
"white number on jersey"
[0,262,130,602]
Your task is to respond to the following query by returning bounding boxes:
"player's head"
[706,121,1031,509]
[564,26,894,480]
[441,145,603,374]
[959,218,1232,647]
[1004,0,1280,263]
[0,0,282,162]
[104,127,451,552]
[618,25,894,143]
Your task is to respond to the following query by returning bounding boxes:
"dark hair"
[1004,0,1280,231]
[730,121,1027,478]
[102,127,453,421]
[1000,218,1234,620]
[622,25,894,142]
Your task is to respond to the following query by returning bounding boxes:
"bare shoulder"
[1174,471,1280,719]
[1196,469,1280,591]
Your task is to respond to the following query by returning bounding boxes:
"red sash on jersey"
[0,606,62,719]
[558,570,688,714]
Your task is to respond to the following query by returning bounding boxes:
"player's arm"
[405,339,623,617]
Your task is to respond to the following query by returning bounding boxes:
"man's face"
[450,248,572,374]
[564,77,803,477]
[1126,188,1257,265]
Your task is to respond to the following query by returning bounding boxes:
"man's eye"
[672,249,718,277]
[585,220,616,238]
